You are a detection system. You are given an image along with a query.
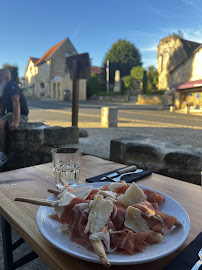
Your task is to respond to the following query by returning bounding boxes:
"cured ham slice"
[47,181,180,266]
[70,203,91,249]
[59,197,87,225]
[143,189,164,209]
[110,200,126,230]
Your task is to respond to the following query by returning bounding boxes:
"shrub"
[86,76,102,98]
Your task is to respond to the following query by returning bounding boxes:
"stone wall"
[110,136,201,185]
[2,122,79,171]
[170,47,202,85]
[137,94,164,105]
[157,35,187,90]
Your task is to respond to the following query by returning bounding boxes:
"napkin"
[164,232,202,270]
[86,168,152,183]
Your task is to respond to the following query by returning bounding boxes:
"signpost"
[66,53,91,127]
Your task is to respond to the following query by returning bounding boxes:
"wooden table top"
[0,155,201,270]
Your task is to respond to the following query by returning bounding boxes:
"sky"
[1,0,202,77]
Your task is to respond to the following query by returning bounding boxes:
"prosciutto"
[49,182,179,255]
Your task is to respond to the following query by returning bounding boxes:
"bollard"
[101,107,118,128]
[185,105,190,114]
[170,106,175,112]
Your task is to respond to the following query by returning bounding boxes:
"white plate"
[36,182,190,265]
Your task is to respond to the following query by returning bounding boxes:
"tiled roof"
[36,38,67,66]
[179,38,201,57]
[91,66,102,74]
[29,57,39,64]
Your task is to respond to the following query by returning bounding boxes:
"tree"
[130,66,145,81]
[171,30,184,39]
[147,65,158,91]
[2,64,19,83]
[122,66,145,90]
[86,73,103,98]
[102,39,142,82]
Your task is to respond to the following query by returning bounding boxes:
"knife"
[191,248,202,270]
[100,165,137,181]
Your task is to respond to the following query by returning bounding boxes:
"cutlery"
[191,248,202,270]
[100,165,137,181]
[105,169,143,182]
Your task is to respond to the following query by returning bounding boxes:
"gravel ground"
[73,126,202,159]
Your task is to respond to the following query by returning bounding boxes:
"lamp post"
[106,59,109,93]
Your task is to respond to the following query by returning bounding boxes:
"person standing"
[0,69,29,167]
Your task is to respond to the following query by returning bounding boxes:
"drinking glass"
[51,147,82,189]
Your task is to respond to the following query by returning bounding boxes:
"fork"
[191,248,202,270]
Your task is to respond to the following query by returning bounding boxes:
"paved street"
[27,97,202,129]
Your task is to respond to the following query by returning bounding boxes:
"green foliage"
[102,39,142,81]
[122,75,133,89]
[122,66,145,90]
[2,63,19,83]
[172,30,184,39]
[87,75,103,98]
[146,65,158,91]
[145,90,165,95]
[130,66,145,81]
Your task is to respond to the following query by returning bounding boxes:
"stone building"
[157,35,202,109]
[24,38,86,101]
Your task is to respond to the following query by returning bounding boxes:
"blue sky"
[1,0,202,77]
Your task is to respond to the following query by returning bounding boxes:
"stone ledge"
[1,122,79,171]
[110,136,202,185]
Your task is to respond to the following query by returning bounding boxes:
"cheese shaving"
[85,195,113,234]
[98,190,117,199]
[70,185,93,199]
[58,192,76,206]
[124,206,150,232]
[117,182,146,206]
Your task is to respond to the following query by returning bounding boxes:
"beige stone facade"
[24,38,86,101]
[157,35,201,90]
[170,46,202,84]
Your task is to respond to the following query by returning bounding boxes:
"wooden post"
[66,53,91,127]
[72,59,79,127]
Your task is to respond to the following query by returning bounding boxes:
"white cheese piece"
[57,188,70,199]
[58,191,76,206]
[70,185,93,199]
[84,195,113,234]
[124,206,150,232]
[98,190,117,199]
[117,182,146,206]
[53,205,65,218]
[107,182,127,191]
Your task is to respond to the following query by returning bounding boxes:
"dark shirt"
[2,81,29,116]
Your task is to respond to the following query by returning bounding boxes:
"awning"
[171,79,202,91]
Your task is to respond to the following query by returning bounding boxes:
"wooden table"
[0,155,201,270]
